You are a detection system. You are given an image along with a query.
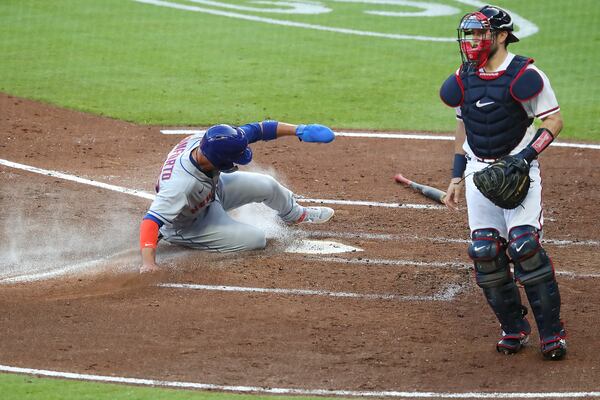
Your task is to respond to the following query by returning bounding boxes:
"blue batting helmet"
[200,124,252,172]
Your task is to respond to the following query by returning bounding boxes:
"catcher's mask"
[200,124,252,173]
[458,5,519,69]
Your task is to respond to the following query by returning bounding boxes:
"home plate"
[284,240,363,254]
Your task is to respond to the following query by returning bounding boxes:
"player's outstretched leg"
[219,171,334,224]
[293,206,334,224]
[161,201,267,252]
[469,229,531,355]
[509,225,567,360]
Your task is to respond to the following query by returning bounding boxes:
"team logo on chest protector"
[476,100,494,108]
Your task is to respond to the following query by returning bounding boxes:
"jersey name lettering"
[160,136,192,180]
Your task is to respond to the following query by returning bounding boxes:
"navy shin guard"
[470,229,530,353]
[509,226,567,360]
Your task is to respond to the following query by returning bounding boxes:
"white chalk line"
[284,239,363,254]
[309,255,470,269]
[0,248,138,284]
[133,0,451,42]
[158,282,464,301]
[159,129,600,150]
[304,255,600,279]
[0,158,442,209]
[0,159,155,200]
[133,0,540,43]
[1,365,598,399]
[542,238,600,246]
[133,0,534,43]
[304,229,600,247]
[555,271,600,279]
[0,258,112,285]
[298,197,443,209]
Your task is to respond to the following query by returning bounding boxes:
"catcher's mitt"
[473,155,531,209]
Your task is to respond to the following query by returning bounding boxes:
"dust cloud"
[0,189,140,284]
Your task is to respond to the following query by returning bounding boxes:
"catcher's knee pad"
[468,229,511,288]
[508,225,553,286]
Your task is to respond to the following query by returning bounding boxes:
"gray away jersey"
[147,134,218,229]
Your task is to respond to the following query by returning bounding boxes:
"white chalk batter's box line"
[1,365,598,399]
[158,282,465,302]
[0,248,135,284]
[302,255,600,279]
[0,252,595,286]
[303,229,600,247]
[160,129,600,150]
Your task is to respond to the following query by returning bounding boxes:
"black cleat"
[541,331,567,361]
[496,317,531,355]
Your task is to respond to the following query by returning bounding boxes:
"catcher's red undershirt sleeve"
[140,218,160,249]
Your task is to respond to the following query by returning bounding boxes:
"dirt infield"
[1,93,599,395]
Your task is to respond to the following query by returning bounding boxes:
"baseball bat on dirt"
[394,173,446,204]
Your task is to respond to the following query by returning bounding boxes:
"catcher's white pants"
[465,159,543,239]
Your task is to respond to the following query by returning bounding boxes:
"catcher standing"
[440,5,566,359]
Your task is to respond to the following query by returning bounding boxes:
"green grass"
[0,0,598,140]
[0,372,343,400]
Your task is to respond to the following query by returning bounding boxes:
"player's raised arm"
[278,122,335,143]
[238,121,335,143]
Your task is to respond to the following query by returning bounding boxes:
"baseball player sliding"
[440,5,566,360]
[140,121,335,273]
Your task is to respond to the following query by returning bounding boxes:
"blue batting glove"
[295,124,335,143]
